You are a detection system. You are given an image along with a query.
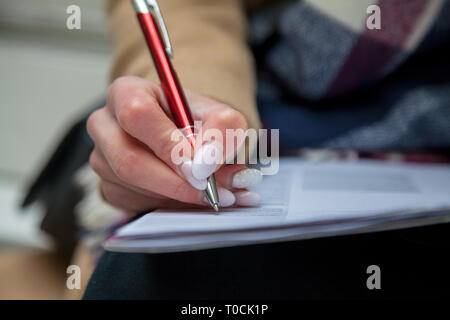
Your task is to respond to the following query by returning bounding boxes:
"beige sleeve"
[105,0,261,131]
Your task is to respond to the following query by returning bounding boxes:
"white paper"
[105,158,450,253]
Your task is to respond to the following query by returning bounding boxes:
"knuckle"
[109,76,132,92]
[108,76,154,102]
[101,182,118,205]
[217,108,248,130]
[113,151,139,182]
[86,109,104,138]
[117,95,157,130]
[107,77,127,104]
[117,97,145,129]
[89,152,101,175]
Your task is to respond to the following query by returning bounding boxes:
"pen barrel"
[136,12,196,145]
[135,5,219,208]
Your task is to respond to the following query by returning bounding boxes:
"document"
[105,158,450,253]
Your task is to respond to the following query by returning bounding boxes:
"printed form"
[105,158,450,253]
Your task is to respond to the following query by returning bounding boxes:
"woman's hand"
[87,76,262,213]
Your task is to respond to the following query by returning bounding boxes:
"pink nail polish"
[234,191,261,207]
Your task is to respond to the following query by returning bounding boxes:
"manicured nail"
[234,191,261,206]
[203,187,235,207]
[181,160,207,190]
[232,168,263,189]
[192,141,222,180]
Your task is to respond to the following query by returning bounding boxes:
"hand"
[87,76,262,213]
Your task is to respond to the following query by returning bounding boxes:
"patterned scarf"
[251,0,450,150]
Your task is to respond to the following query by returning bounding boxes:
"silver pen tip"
[213,203,219,213]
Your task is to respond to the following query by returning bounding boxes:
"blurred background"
[0,0,448,301]
[0,0,110,251]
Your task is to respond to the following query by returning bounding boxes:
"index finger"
[106,76,193,173]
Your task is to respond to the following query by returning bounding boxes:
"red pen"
[132,0,219,212]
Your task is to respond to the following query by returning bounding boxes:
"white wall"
[0,0,111,179]
[0,0,112,248]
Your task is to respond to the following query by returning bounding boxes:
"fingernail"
[218,187,235,207]
[181,160,207,190]
[203,187,235,207]
[232,168,263,188]
[234,191,261,206]
[192,141,222,180]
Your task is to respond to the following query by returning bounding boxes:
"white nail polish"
[218,187,235,207]
[234,191,261,207]
[192,141,222,180]
[203,187,235,207]
[181,161,207,190]
[232,168,263,189]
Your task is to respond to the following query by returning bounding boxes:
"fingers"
[92,137,263,209]
[90,76,262,210]
[100,181,161,213]
[89,148,166,200]
[233,191,262,207]
[106,76,192,174]
[87,107,205,206]
[213,165,263,207]
[191,105,249,181]
[93,149,240,210]
[104,76,251,193]
[100,181,242,212]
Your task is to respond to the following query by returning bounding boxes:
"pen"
[131,0,220,212]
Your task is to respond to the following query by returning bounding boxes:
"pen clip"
[133,0,173,58]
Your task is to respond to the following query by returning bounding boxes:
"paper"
[105,158,450,253]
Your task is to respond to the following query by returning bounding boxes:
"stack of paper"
[104,158,450,253]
